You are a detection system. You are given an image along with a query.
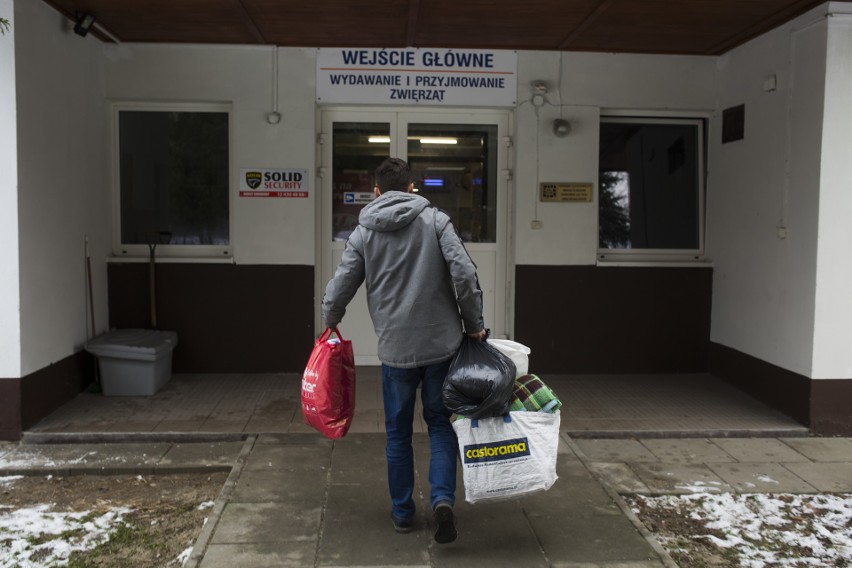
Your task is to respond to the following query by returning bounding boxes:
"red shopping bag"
[301,327,356,439]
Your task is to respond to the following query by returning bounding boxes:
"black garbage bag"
[442,336,517,419]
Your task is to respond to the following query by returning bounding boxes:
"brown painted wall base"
[107,263,315,373]
[515,265,713,373]
[0,379,22,441]
[709,342,852,436]
[0,351,92,441]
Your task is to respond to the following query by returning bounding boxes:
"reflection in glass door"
[331,123,388,242]
[407,124,498,243]
[320,110,509,365]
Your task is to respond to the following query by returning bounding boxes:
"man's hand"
[467,329,487,341]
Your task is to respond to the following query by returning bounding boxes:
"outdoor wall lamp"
[73,12,96,37]
[553,119,571,138]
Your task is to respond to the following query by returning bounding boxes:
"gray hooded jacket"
[322,192,483,368]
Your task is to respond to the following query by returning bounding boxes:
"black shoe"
[433,503,457,544]
[391,513,413,534]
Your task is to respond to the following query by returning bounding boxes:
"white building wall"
[513,51,716,266]
[14,0,110,375]
[707,5,830,377]
[11,1,843,382]
[813,11,852,379]
[0,0,21,378]
[104,44,318,266]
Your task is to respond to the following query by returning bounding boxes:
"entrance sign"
[240,168,309,198]
[317,48,517,107]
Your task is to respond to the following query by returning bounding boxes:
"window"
[598,117,704,261]
[114,103,231,257]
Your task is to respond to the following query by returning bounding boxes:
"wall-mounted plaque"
[539,182,593,203]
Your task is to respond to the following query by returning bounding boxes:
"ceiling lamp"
[420,138,457,145]
[74,13,96,37]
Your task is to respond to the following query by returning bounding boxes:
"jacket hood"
[359,192,430,232]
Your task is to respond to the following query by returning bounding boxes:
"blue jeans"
[382,359,457,521]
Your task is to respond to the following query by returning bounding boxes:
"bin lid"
[85,328,178,358]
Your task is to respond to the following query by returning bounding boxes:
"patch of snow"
[756,474,779,484]
[197,501,215,511]
[635,493,852,567]
[0,504,132,568]
[175,545,193,566]
[0,476,22,487]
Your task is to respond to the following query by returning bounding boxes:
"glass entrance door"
[320,109,509,365]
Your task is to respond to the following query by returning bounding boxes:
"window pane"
[599,121,700,250]
[331,122,390,241]
[408,123,498,243]
[119,111,229,245]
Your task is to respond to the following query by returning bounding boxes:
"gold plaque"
[539,182,593,203]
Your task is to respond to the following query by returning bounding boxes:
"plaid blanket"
[509,374,562,413]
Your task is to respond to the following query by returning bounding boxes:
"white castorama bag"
[453,411,560,503]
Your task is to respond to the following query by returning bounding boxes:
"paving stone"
[255,433,333,446]
[211,501,322,544]
[781,462,852,492]
[550,563,665,568]
[780,437,852,462]
[574,439,660,463]
[709,438,812,463]
[639,439,736,464]
[434,500,549,568]
[629,462,735,494]
[231,469,329,503]
[199,542,318,568]
[158,441,244,469]
[588,463,652,494]
[706,462,818,493]
[242,444,332,472]
[319,480,432,566]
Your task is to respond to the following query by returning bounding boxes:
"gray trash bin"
[85,329,178,396]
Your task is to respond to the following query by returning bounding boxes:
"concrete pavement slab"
[780,437,852,462]
[211,501,323,544]
[433,500,549,568]
[706,462,818,493]
[781,462,852,492]
[588,463,652,494]
[520,457,660,563]
[242,443,333,472]
[158,441,244,471]
[550,563,667,568]
[347,409,384,433]
[709,438,812,462]
[629,462,734,494]
[319,480,432,566]
[255,433,333,445]
[199,542,318,568]
[639,439,736,464]
[231,469,329,502]
[574,439,660,463]
[521,483,660,565]
[329,434,388,485]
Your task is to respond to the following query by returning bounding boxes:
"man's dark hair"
[375,158,411,193]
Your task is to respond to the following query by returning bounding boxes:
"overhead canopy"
[43,0,839,55]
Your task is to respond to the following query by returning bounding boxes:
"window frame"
[597,113,707,263]
[111,101,234,259]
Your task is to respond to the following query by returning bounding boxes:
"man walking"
[322,157,486,544]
